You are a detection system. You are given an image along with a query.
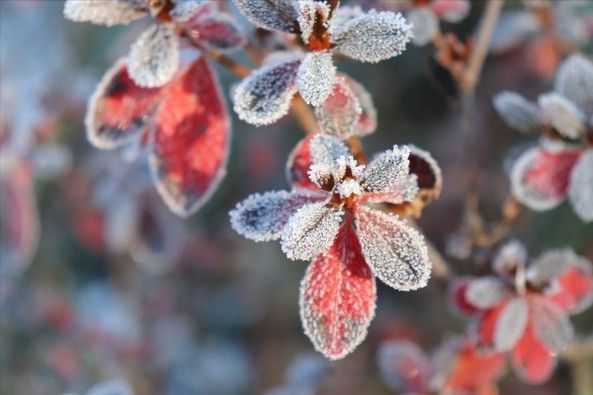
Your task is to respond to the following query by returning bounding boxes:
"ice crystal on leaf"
[315,74,377,138]
[296,52,337,106]
[230,135,438,359]
[128,24,179,88]
[87,56,230,217]
[495,55,593,222]
[233,56,302,126]
[65,0,245,87]
[232,1,411,127]
[64,0,146,26]
[451,241,593,384]
[281,202,344,261]
[333,11,413,63]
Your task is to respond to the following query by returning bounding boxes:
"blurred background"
[1,1,592,394]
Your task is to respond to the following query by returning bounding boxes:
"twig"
[460,0,504,93]
[562,336,593,395]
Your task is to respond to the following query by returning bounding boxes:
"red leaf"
[0,160,39,277]
[150,56,230,216]
[445,340,505,394]
[300,217,376,359]
[511,324,556,384]
[449,279,479,315]
[477,301,507,348]
[285,135,319,191]
[184,14,245,52]
[548,266,593,313]
[86,59,162,149]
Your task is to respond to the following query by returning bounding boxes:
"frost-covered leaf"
[511,325,556,384]
[128,24,179,88]
[233,57,301,126]
[493,91,539,133]
[182,12,246,52]
[494,297,528,352]
[300,219,376,360]
[431,0,470,23]
[408,145,442,195]
[281,202,343,261]
[0,160,39,279]
[408,7,438,46]
[315,74,361,138]
[296,52,336,107]
[510,147,582,211]
[286,136,319,191]
[555,54,593,117]
[360,145,418,203]
[568,150,593,222]
[229,190,326,241]
[85,59,161,149]
[309,134,349,168]
[538,93,585,139]
[489,11,539,54]
[334,11,413,63]
[465,277,507,310]
[64,0,146,26]
[493,239,527,277]
[233,0,299,33]
[354,206,430,291]
[530,298,573,352]
[297,0,331,43]
[85,379,134,395]
[530,249,593,314]
[170,0,215,22]
[377,341,430,392]
[149,57,229,217]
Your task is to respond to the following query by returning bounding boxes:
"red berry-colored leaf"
[511,147,582,211]
[184,14,246,52]
[0,159,39,278]
[286,135,319,191]
[549,266,593,313]
[149,56,230,217]
[444,340,505,395]
[449,278,481,315]
[511,324,556,384]
[86,59,162,149]
[477,301,507,348]
[300,217,376,360]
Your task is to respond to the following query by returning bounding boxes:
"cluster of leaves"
[494,54,593,222]
[57,1,593,391]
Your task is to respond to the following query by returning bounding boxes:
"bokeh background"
[1,1,592,394]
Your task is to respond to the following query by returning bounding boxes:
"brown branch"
[459,0,504,93]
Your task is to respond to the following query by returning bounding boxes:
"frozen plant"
[232,1,412,127]
[230,134,441,359]
[377,337,505,395]
[494,54,593,222]
[451,240,593,383]
[64,0,244,87]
